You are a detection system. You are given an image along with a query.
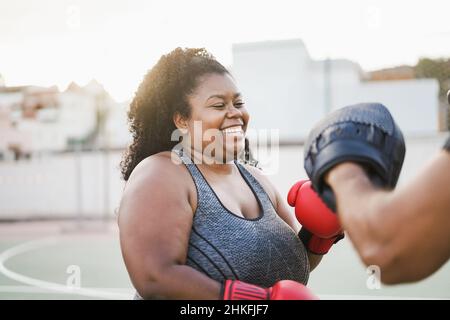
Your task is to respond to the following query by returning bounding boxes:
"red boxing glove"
[222,279,318,300]
[288,180,344,255]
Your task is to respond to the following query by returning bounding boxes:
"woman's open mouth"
[221,125,244,135]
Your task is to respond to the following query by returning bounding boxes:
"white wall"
[0,90,99,152]
[232,39,323,141]
[0,91,23,107]
[18,120,66,152]
[104,102,132,148]
[232,39,440,140]
[331,79,439,136]
[58,92,97,140]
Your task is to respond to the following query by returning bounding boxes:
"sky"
[1,0,449,102]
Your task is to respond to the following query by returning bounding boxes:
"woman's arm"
[118,154,221,299]
[326,150,450,284]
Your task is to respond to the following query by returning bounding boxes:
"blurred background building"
[232,39,444,142]
[0,38,448,220]
[0,35,449,300]
[0,79,129,161]
[1,0,449,300]
[1,38,448,160]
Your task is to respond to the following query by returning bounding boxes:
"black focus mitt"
[304,103,406,211]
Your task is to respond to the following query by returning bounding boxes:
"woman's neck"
[184,146,236,175]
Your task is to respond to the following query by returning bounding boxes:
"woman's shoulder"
[124,151,197,216]
[241,162,268,183]
[133,150,182,172]
[126,151,189,191]
[139,150,177,165]
[241,162,263,177]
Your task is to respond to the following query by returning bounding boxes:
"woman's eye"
[211,102,245,109]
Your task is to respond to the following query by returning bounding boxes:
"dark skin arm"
[325,150,450,284]
[118,154,221,299]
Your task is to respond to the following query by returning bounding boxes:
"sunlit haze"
[1,0,449,101]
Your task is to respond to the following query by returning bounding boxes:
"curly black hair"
[120,47,256,181]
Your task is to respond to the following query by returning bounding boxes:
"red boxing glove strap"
[298,227,344,255]
[221,280,270,300]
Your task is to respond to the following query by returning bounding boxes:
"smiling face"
[177,72,249,164]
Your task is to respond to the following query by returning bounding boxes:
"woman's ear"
[173,113,188,135]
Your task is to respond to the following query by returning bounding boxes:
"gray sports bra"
[179,150,309,288]
[134,151,310,299]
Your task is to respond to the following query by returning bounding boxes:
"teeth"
[222,126,243,134]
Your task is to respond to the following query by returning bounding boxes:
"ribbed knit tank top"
[178,150,310,288]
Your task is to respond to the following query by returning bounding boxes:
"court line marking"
[318,294,446,300]
[0,285,134,294]
[1,238,447,300]
[0,237,133,299]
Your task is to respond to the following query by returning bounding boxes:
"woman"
[118,48,323,299]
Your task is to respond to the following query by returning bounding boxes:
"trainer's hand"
[288,180,343,254]
[303,103,406,211]
[222,279,318,300]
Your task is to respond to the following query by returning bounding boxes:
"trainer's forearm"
[326,156,450,284]
[139,264,221,299]
[325,163,394,264]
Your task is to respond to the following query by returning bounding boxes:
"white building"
[0,81,116,156]
[104,100,132,149]
[232,39,439,141]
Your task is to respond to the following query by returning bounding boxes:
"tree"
[415,58,450,98]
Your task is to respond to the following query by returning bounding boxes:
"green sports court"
[1,218,449,300]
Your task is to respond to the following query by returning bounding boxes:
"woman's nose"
[226,104,242,118]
